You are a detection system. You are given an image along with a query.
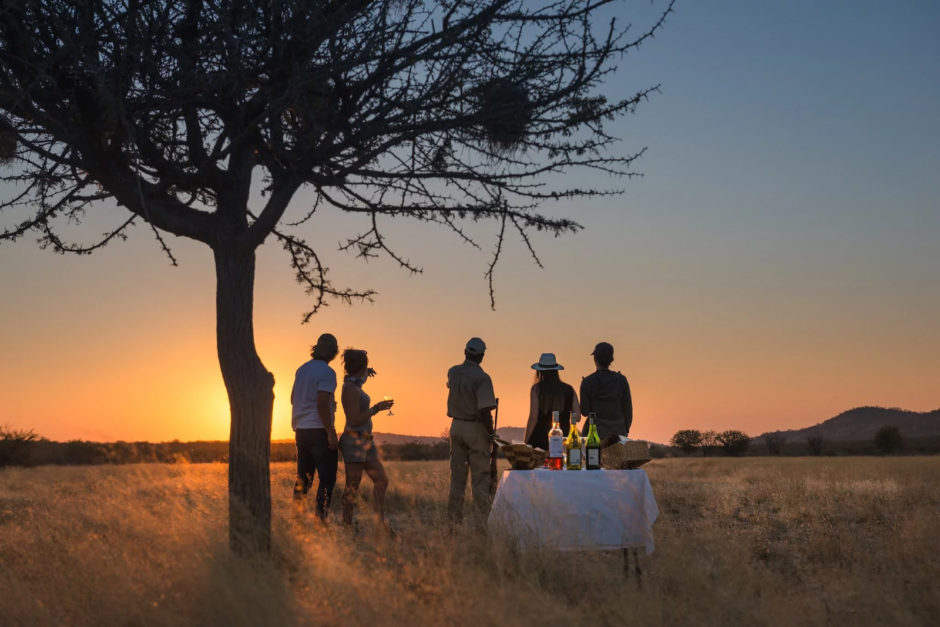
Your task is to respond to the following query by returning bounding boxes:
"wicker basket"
[501,443,547,470]
[601,440,652,469]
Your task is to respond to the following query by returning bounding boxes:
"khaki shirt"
[446,360,497,420]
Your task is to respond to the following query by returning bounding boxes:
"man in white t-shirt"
[291,332,340,521]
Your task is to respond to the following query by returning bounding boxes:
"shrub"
[874,425,903,455]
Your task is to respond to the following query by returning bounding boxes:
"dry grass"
[1,457,938,626]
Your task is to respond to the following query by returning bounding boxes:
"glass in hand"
[383,395,395,416]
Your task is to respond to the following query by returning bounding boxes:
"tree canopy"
[1,0,673,307]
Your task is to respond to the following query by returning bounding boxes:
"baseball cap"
[465,337,486,355]
[591,341,614,360]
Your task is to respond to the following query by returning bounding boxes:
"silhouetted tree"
[0,0,674,553]
[716,430,750,457]
[806,432,825,456]
[874,425,903,455]
[670,429,703,455]
[0,425,40,466]
[701,430,719,457]
[763,431,785,456]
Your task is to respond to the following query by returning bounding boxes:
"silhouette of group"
[290,334,631,529]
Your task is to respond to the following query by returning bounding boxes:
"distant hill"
[758,406,940,443]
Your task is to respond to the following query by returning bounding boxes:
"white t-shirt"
[291,359,337,430]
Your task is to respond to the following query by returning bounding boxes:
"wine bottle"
[565,411,582,470]
[548,411,564,470]
[585,412,602,470]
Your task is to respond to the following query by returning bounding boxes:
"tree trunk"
[214,243,275,554]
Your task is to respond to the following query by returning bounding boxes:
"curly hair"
[342,349,369,376]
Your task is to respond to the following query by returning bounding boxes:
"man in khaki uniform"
[446,337,498,525]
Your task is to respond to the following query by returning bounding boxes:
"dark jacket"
[580,369,632,441]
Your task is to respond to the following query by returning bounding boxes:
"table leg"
[633,548,642,588]
[622,548,643,588]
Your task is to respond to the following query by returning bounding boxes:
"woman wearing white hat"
[523,353,581,450]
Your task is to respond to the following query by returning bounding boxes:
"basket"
[601,440,651,469]
[500,443,547,470]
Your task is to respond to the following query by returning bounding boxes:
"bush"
[874,425,903,455]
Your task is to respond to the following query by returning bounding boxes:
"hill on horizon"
[757,406,940,443]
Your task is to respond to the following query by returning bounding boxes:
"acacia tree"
[716,429,751,457]
[0,0,674,552]
[670,429,702,455]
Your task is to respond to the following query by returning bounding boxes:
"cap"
[591,341,614,361]
[531,353,564,371]
[315,333,338,351]
[465,337,486,355]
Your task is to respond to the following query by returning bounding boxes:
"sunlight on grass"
[1,458,938,625]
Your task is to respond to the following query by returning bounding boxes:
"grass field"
[1,457,938,626]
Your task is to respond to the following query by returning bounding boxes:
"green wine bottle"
[565,411,582,470]
[585,412,602,470]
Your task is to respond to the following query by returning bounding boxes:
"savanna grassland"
[1,457,938,626]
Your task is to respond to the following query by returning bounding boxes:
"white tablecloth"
[487,468,659,554]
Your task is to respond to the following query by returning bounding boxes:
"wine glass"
[383,395,395,416]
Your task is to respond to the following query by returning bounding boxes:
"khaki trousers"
[447,419,492,524]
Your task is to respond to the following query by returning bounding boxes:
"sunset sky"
[2,1,938,446]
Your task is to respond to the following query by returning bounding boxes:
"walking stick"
[489,398,500,496]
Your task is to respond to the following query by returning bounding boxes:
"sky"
[1,0,938,445]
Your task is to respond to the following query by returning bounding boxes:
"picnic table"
[487,468,659,554]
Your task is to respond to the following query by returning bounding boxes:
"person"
[446,337,498,526]
[338,348,395,529]
[580,341,633,443]
[291,332,340,521]
[523,353,581,449]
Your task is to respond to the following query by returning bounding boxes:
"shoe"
[292,477,305,499]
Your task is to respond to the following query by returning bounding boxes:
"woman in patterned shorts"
[339,348,394,528]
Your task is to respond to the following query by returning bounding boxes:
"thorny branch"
[1,0,675,310]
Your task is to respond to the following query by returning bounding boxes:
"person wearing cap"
[580,341,633,442]
[523,353,581,450]
[446,337,498,525]
[291,332,341,521]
